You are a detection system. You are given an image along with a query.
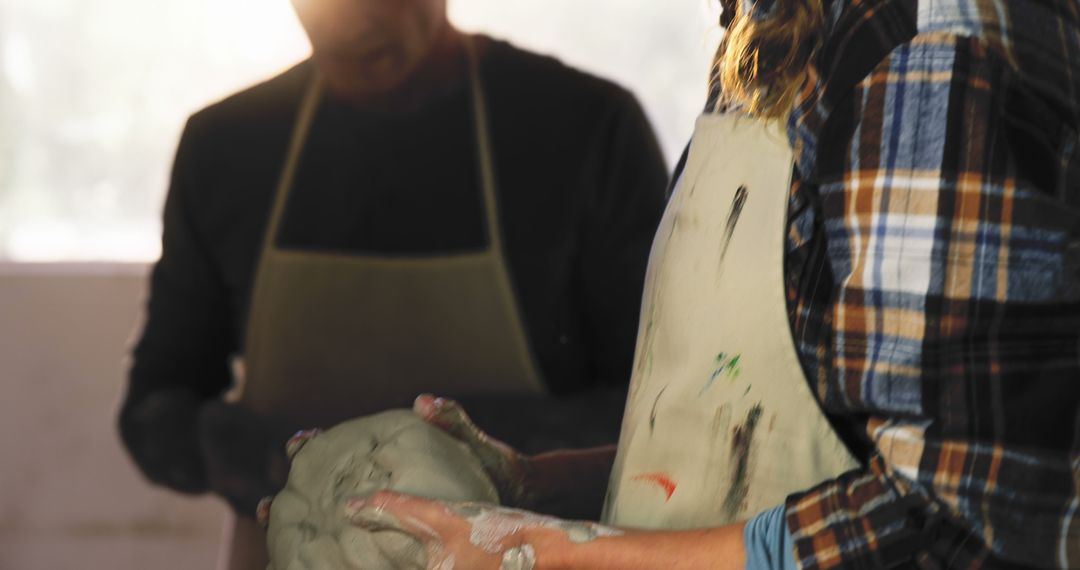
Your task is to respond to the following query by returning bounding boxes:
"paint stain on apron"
[649,385,668,434]
[717,185,749,270]
[603,114,859,530]
[630,473,679,501]
[723,404,764,519]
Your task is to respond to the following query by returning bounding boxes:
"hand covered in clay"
[263,411,505,570]
[347,491,623,570]
[413,395,534,508]
[197,400,296,517]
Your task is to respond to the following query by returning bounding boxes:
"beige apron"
[222,37,544,570]
[603,113,859,530]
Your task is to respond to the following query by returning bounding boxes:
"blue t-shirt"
[744,505,797,570]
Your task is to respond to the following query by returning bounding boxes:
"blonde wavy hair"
[714,0,826,118]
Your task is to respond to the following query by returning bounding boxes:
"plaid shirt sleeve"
[777,1,1080,568]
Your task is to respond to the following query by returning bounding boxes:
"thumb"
[413,395,531,505]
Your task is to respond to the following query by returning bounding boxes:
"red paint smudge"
[631,472,678,500]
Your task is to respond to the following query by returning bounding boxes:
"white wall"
[0,264,225,569]
[450,0,724,166]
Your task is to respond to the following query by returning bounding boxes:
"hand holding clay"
[347,491,623,570]
[197,400,296,516]
[413,394,534,508]
[264,410,501,570]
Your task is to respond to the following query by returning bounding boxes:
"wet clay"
[448,503,622,553]
[266,410,499,569]
[501,545,537,570]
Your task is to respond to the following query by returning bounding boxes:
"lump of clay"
[267,410,499,570]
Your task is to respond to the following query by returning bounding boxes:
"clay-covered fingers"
[412,394,482,443]
[345,491,460,570]
[256,496,274,527]
[346,491,447,536]
[346,492,531,570]
[285,429,321,460]
[413,394,533,507]
[254,430,320,528]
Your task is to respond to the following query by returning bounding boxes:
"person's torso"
[179,38,642,396]
[782,0,1080,445]
[773,0,1079,565]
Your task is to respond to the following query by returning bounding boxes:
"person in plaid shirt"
[771,0,1080,566]
[751,0,1080,565]
[277,0,1079,567]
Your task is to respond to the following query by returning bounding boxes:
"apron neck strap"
[465,36,506,253]
[263,34,504,255]
[262,71,322,254]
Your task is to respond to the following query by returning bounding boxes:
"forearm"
[118,385,210,494]
[528,523,747,570]
[120,348,230,495]
[527,445,617,519]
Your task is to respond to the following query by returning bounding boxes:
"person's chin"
[325,74,408,103]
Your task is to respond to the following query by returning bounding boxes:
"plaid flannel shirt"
[705,0,1080,567]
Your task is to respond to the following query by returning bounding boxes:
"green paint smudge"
[649,386,668,434]
[699,352,744,396]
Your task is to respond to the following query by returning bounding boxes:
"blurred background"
[0,0,720,567]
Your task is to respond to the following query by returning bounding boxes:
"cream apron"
[603,113,859,530]
[221,38,544,570]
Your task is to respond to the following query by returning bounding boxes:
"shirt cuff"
[743,504,798,570]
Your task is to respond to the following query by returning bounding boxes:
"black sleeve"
[576,89,669,389]
[117,116,235,494]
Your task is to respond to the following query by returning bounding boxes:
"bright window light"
[0,0,721,262]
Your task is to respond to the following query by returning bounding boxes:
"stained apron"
[220,36,545,570]
[603,114,859,530]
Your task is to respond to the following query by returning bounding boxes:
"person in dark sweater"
[117,0,667,567]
